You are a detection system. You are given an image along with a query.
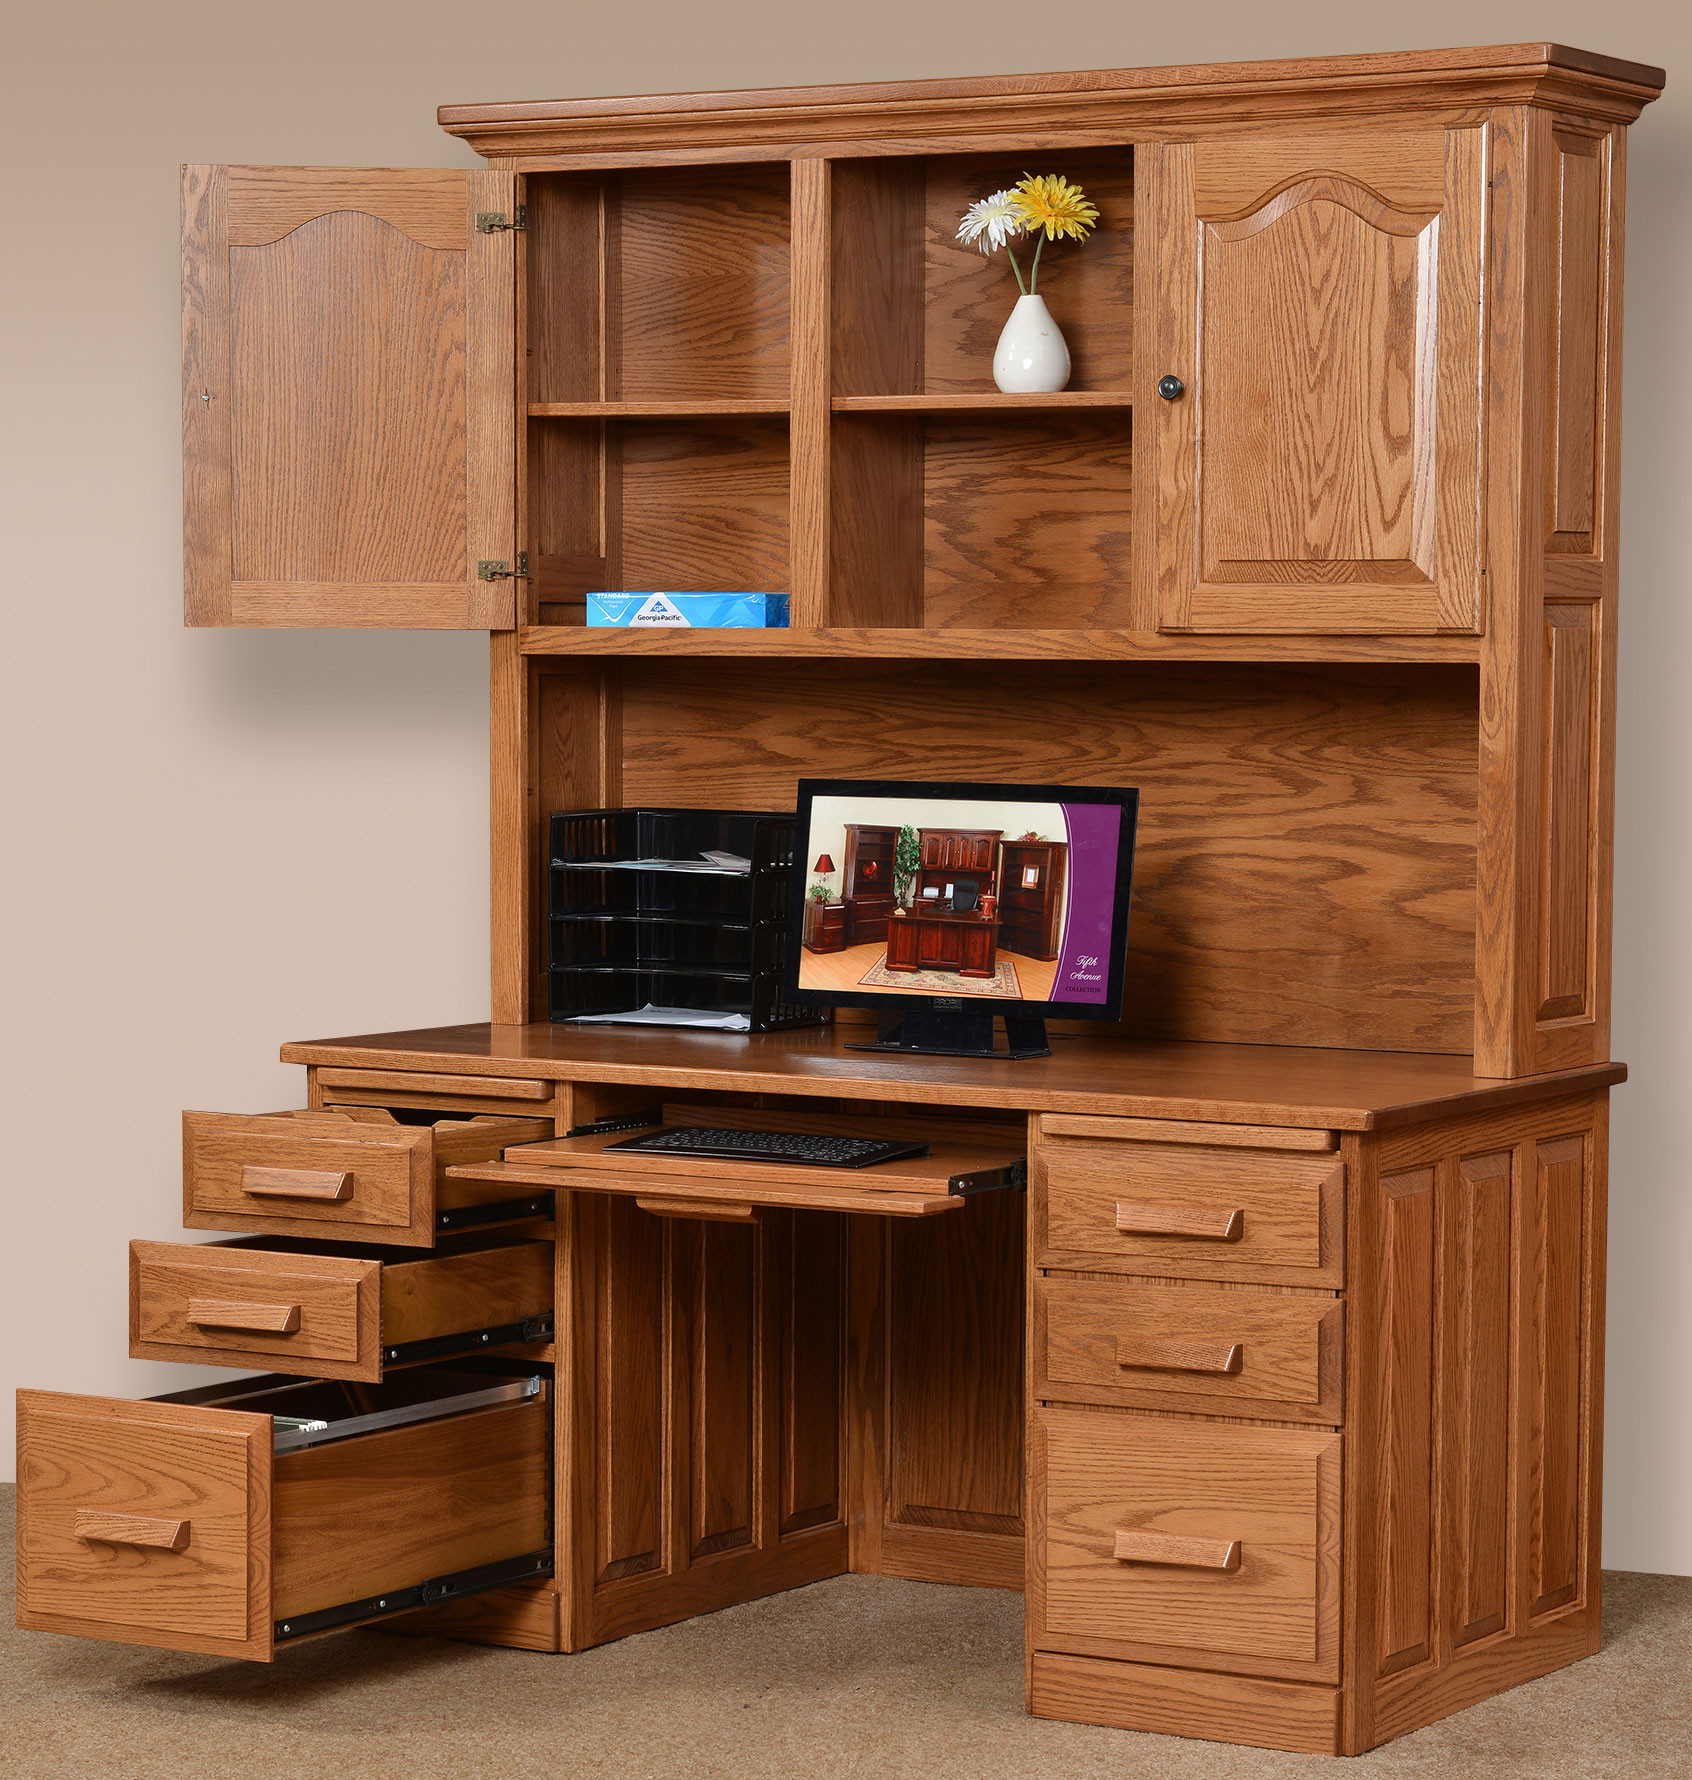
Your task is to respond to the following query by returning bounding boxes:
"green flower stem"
[1029,232,1047,293]
[1004,242,1028,296]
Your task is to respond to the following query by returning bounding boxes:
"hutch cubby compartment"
[547,807,818,1031]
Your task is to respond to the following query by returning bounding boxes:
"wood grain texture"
[316,1067,551,1101]
[1539,601,1598,1020]
[440,46,1664,162]
[788,158,830,628]
[1546,128,1607,551]
[1448,1150,1512,1646]
[1373,1165,1436,1678]
[182,165,233,624]
[1145,126,1484,634]
[920,415,1133,628]
[1029,1650,1340,1754]
[1472,107,1538,1079]
[1040,1115,1337,1152]
[560,1194,849,1648]
[616,659,1479,1052]
[280,1022,1627,1133]
[183,165,525,629]
[1032,1408,1341,1679]
[229,212,463,583]
[618,165,789,401]
[130,1239,374,1375]
[848,1196,1026,1591]
[72,1510,193,1551]
[17,1391,272,1660]
[1035,1137,1344,1286]
[614,417,790,594]
[224,166,467,248]
[1035,1276,1343,1422]
[271,1397,550,1619]
[1345,1091,1608,1751]
[920,152,1133,395]
[517,624,1484,662]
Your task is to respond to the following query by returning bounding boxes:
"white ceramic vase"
[993,293,1070,393]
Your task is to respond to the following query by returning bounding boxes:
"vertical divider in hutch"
[789,157,831,630]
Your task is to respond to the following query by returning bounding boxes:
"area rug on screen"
[857,958,1022,998]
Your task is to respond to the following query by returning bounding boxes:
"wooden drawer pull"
[1115,1201,1245,1242]
[75,1510,191,1552]
[240,1164,353,1202]
[185,1298,302,1334]
[1115,1337,1243,1376]
[1113,1530,1241,1571]
[635,1196,758,1223]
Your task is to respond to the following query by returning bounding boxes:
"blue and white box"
[587,592,790,628]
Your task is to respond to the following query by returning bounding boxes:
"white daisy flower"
[956,190,1027,255]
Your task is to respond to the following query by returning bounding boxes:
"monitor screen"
[786,778,1137,1020]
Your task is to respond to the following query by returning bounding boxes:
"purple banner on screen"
[1053,803,1123,1005]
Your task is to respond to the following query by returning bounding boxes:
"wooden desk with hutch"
[13,42,1664,1758]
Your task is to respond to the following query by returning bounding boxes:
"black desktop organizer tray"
[547,808,823,1032]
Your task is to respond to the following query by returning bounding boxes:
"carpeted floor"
[3,1485,1687,1779]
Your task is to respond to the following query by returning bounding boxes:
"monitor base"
[844,1010,1051,1061]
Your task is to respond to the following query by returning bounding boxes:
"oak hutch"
[14,42,1665,1757]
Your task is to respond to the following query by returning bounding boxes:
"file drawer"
[129,1234,554,1382]
[182,1107,555,1247]
[1032,1408,1341,1682]
[16,1365,551,1661]
[1033,1133,1344,1286]
[1035,1277,1343,1423]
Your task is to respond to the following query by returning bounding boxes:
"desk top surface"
[281,1023,1625,1132]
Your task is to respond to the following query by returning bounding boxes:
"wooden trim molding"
[439,46,1664,162]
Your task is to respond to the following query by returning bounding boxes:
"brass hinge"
[477,553,530,582]
[475,207,527,233]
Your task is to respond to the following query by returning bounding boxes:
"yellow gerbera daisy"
[1012,173,1099,242]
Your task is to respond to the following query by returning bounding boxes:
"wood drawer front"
[1036,1139,1344,1285]
[129,1238,554,1382]
[1034,1408,1341,1682]
[1035,1278,1343,1423]
[182,1109,554,1247]
[17,1379,551,1661]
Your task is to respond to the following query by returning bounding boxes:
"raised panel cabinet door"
[1139,125,1485,634]
[182,165,520,628]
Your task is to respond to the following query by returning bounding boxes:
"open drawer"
[444,1124,1028,1220]
[16,1363,551,1660]
[182,1107,556,1247]
[130,1234,553,1381]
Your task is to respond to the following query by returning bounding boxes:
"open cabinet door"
[183,165,519,628]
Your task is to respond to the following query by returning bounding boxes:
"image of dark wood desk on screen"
[788,779,1136,1058]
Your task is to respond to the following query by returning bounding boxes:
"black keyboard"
[605,1125,930,1169]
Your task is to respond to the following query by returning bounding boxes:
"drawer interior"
[17,1361,552,1660]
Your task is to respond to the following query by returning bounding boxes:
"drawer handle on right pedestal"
[186,1298,303,1334]
[75,1510,192,1552]
[1113,1530,1241,1571]
[1115,1202,1244,1241]
[241,1164,354,1202]
[1115,1337,1243,1376]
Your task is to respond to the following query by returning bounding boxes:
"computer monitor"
[785,778,1138,1059]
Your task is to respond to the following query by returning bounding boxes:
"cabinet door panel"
[183,165,518,629]
[1141,127,1484,635]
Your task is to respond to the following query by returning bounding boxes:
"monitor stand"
[845,1008,1051,1061]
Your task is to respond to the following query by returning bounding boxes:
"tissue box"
[587,592,790,628]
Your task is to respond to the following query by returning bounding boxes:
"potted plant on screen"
[893,825,921,909]
[956,173,1099,393]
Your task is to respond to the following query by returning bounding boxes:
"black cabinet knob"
[1157,374,1185,401]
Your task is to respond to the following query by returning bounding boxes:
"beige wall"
[2,0,1688,1574]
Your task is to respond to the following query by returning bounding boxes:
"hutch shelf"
[13,41,1663,1759]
